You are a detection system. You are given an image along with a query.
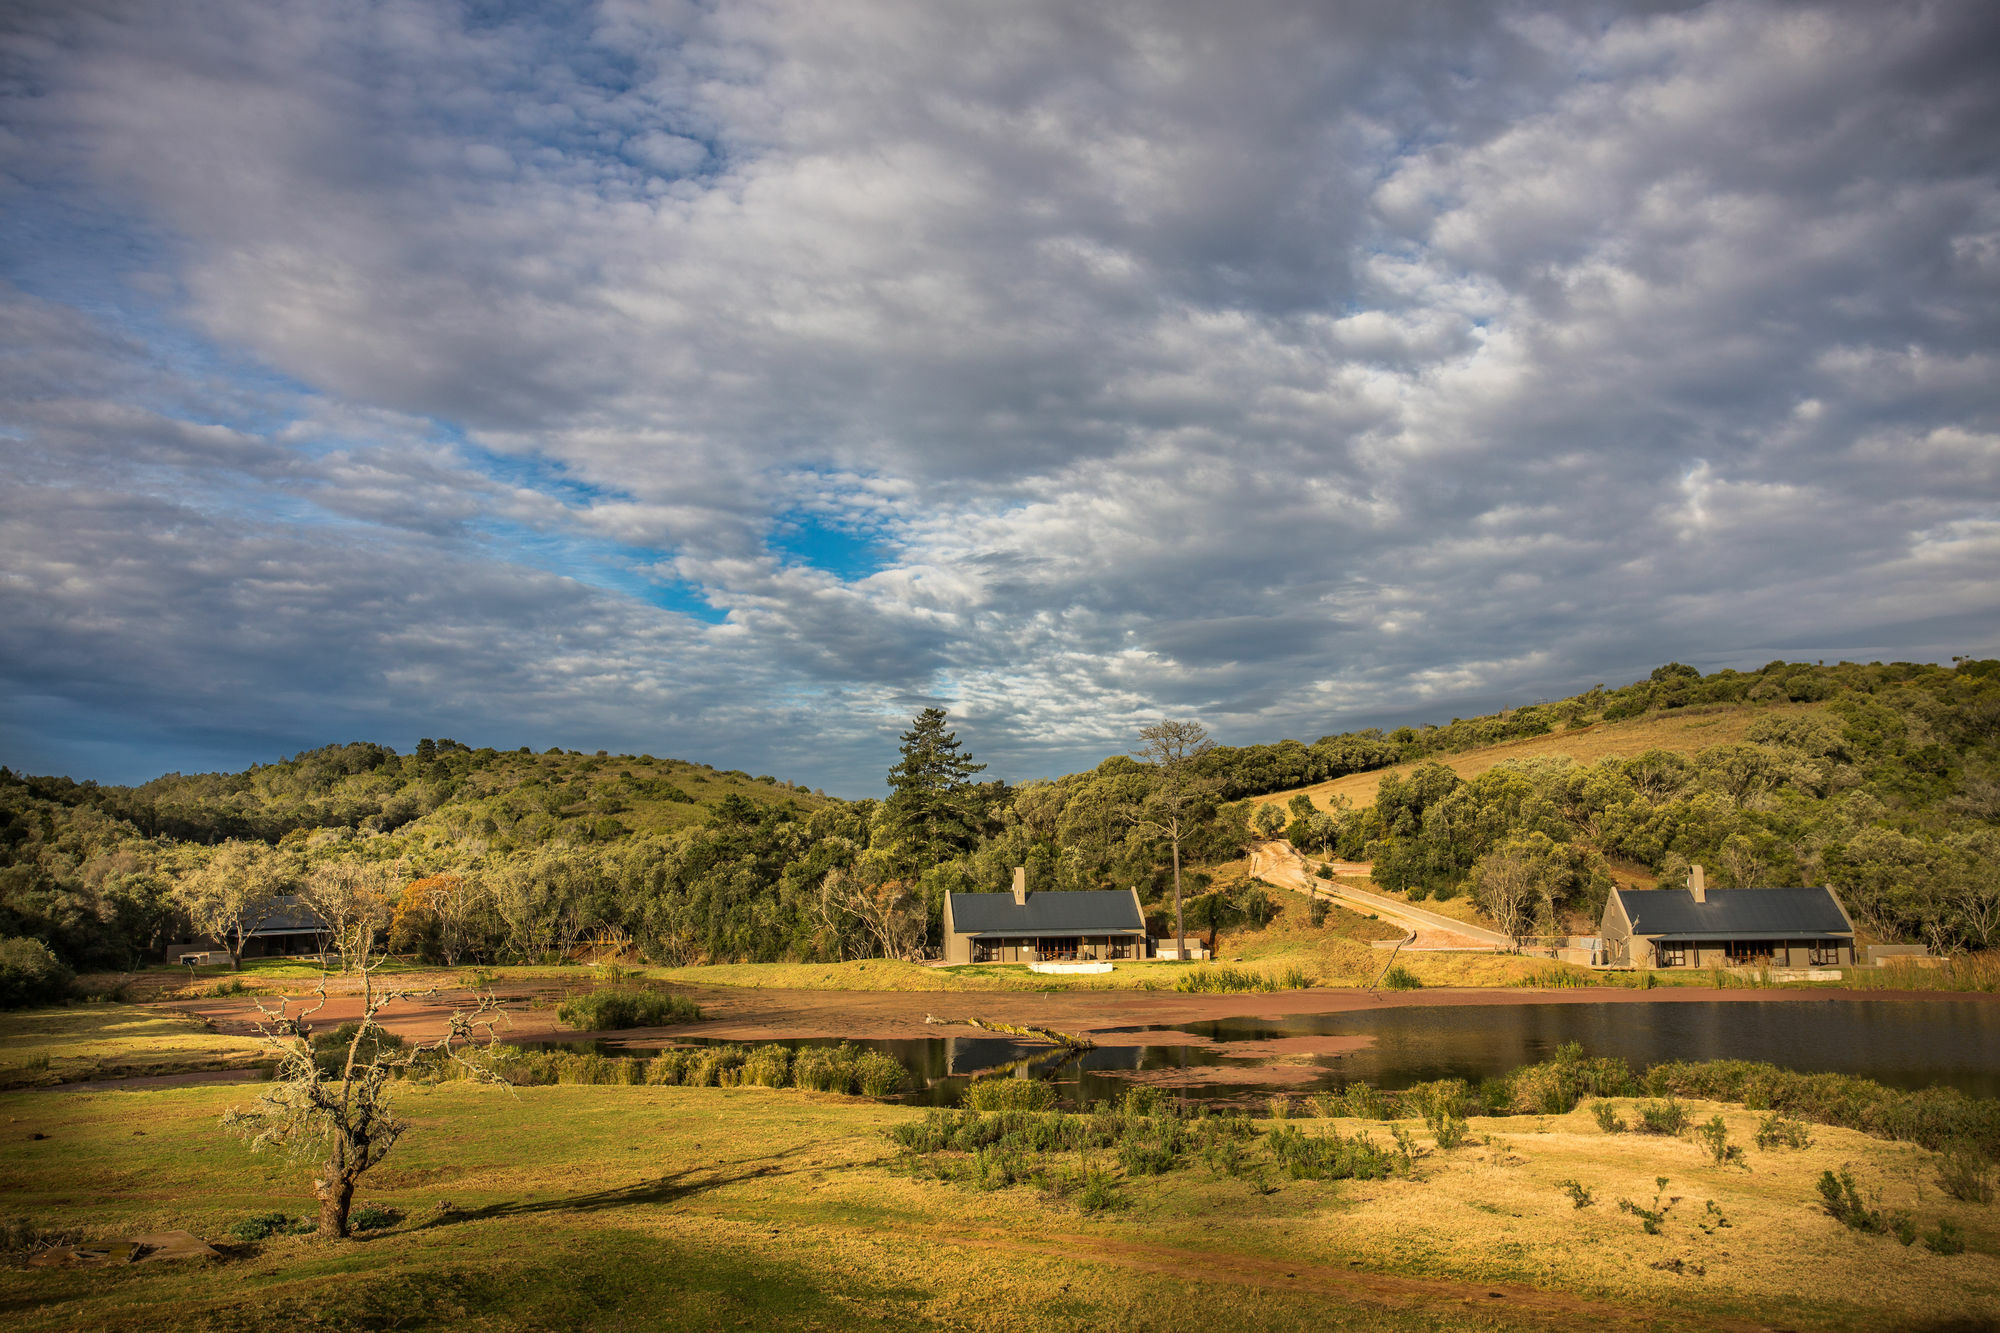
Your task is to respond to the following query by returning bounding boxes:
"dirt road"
[1247,841,1507,949]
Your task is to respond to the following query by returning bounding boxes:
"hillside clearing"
[1258,703,1826,814]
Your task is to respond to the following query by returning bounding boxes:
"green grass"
[2,1074,1995,1332]
[0,1005,269,1088]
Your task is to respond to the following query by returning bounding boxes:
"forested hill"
[53,741,834,847]
[1,657,1994,975]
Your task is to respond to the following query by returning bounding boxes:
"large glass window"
[972,939,1001,963]
[1809,942,1841,966]
[1107,937,1133,960]
[1656,942,1687,967]
[1038,937,1080,961]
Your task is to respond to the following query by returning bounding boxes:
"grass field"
[0,1006,269,1089]
[2,1063,1994,1331]
[1258,703,1824,815]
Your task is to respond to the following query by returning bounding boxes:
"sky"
[2,0,1997,796]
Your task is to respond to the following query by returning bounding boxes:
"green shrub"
[643,1050,695,1086]
[1934,1139,1996,1203]
[1556,1178,1595,1209]
[1265,1124,1407,1181]
[792,1043,860,1094]
[1174,966,1275,994]
[1635,1099,1690,1136]
[348,1205,400,1232]
[556,987,701,1031]
[1077,1167,1123,1213]
[1924,1219,1966,1255]
[1505,1045,1634,1114]
[1643,1059,2000,1157]
[1694,1115,1747,1169]
[210,976,249,997]
[311,1022,407,1076]
[964,1077,1057,1112]
[228,1212,314,1243]
[854,1050,909,1097]
[0,932,75,1008]
[1380,964,1423,991]
[1341,1083,1389,1120]
[688,1045,745,1087]
[739,1044,792,1089]
[1817,1169,1888,1234]
[1591,1101,1628,1133]
[1754,1113,1812,1150]
[1617,1177,1681,1235]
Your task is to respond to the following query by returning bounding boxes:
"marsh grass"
[554,987,701,1030]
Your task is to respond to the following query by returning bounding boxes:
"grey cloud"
[1,0,1996,792]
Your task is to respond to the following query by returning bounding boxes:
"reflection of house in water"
[942,868,1148,965]
[1599,865,1857,969]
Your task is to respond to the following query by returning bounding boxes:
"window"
[972,939,1001,964]
[1656,942,1687,968]
[1809,942,1840,967]
[1037,937,1080,961]
[1725,941,1774,965]
[1107,936,1134,960]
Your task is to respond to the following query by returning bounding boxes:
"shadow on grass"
[422,1148,811,1227]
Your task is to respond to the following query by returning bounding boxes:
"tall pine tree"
[882,707,985,869]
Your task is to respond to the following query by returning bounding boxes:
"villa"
[942,869,1149,965]
[1598,865,1857,969]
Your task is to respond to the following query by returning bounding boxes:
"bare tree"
[824,868,926,961]
[1468,842,1539,948]
[1132,720,1217,960]
[174,840,293,971]
[224,932,505,1238]
[300,860,397,971]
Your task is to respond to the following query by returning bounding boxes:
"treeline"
[1276,660,1999,949]
[2,657,1994,973]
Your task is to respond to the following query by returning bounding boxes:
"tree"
[882,708,986,869]
[1466,838,1541,947]
[224,932,504,1237]
[173,840,292,971]
[1252,804,1287,839]
[1132,720,1217,960]
[822,866,926,961]
[300,860,396,971]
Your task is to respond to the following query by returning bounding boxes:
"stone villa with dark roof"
[1598,865,1857,969]
[942,869,1149,965]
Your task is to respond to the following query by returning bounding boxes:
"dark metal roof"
[948,889,1144,936]
[246,896,329,936]
[1615,887,1851,940]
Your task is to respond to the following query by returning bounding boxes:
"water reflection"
[535,999,2000,1106]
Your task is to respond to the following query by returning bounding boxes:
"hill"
[1252,702,1827,814]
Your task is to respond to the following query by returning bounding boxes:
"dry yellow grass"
[1259,702,1826,814]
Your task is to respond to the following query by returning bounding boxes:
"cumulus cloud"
[1,0,1996,790]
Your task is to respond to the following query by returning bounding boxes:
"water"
[546,999,2000,1106]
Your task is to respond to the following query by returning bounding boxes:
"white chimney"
[1689,864,1706,904]
[1012,866,1028,906]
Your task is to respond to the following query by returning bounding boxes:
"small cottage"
[163,895,332,964]
[1599,866,1856,969]
[942,869,1148,965]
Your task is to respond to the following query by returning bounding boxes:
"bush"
[1591,1101,1628,1133]
[556,988,701,1031]
[1924,1219,1966,1255]
[1265,1124,1408,1181]
[1308,899,1330,927]
[964,1077,1058,1112]
[0,932,74,1008]
[854,1050,909,1097]
[792,1044,860,1094]
[1380,964,1423,991]
[348,1205,400,1232]
[1818,1169,1888,1234]
[1635,1099,1690,1136]
[1556,1179,1595,1209]
[1504,1044,1634,1114]
[1175,967,1278,994]
[739,1044,792,1089]
[311,1022,407,1076]
[228,1212,315,1243]
[1754,1113,1812,1151]
[1694,1115,1747,1169]
[1934,1139,1996,1203]
[1643,1059,2000,1157]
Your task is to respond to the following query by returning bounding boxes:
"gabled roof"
[947,889,1144,937]
[246,895,329,936]
[1613,886,1851,940]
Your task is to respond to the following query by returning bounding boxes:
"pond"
[557,999,2000,1108]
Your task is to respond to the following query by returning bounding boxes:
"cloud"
[1,0,1997,791]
